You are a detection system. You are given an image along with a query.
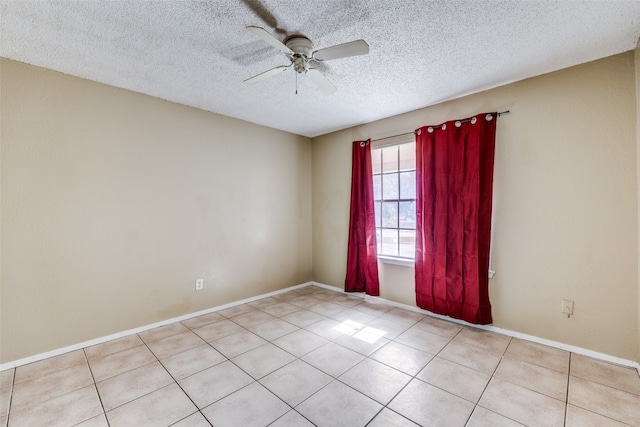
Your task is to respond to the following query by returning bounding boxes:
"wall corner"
[635,42,640,364]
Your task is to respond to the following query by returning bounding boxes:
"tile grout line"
[564,353,573,427]
[4,369,15,427]
[202,309,335,426]
[437,326,482,427]
[138,332,214,426]
[90,333,193,423]
[81,348,110,427]
[227,295,385,425]
[172,311,312,425]
[9,352,109,426]
[173,306,320,426]
[362,326,431,427]
[408,324,488,426]
[467,336,514,426]
[317,297,463,426]
[473,335,575,426]
[362,317,512,426]
[349,316,461,426]
[564,354,639,426]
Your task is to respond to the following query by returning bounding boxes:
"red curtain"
[345,139,380,296]
[415,113,496,324]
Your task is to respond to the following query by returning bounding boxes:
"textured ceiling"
[2,1,640,138]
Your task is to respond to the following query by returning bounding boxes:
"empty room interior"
[1,1,640,426]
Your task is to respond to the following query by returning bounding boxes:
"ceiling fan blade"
[247,25,292,54]
[313,40,369,61]
[244,66,289,84]
[307,69,337,95]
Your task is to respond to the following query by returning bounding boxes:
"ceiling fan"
[244,26,369,95]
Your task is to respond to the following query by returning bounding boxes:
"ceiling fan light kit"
[244,25,369,95]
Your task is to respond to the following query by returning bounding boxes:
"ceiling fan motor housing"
[286,36,313,73]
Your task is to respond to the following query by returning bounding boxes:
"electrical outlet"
[561,299,574,317]
[195,279,204,291]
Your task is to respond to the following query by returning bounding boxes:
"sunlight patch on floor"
[333,320,386,343]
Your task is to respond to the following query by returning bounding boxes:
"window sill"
[377,257,496,278]
[377,256,414,267]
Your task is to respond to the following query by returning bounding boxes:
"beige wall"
[312,52,639,361]
[0,59,313,363]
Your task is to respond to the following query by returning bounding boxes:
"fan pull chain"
[295,72,298,95]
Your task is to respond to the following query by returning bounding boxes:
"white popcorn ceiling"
[1,1,640,137]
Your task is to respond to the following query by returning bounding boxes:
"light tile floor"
[2,285,640,427]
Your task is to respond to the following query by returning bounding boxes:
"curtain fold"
[345,139,380,296]
[415,114,496,324]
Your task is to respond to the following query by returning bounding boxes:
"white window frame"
[371,138,416,266]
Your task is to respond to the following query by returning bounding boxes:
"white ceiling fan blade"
[313,40,369,61]
[307,69,337,95]
[247,26,292,54]
[244,66,289,84]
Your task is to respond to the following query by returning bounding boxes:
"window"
[372,141,416,260]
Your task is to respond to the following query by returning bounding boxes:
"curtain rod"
[370,110,510,142]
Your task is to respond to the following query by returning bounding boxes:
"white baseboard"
[0,281,314,371]
[3,280,638,376]
[309,281,640,374]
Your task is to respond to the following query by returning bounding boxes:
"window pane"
[382,146,398,173]
[382,202,398,228]
[399,171,415,199]
[399,201,416,229]
[373,174,382,200]
[371,148,382,174]
[371,141,416,261]
[399,142,416,171]
[381,229,398,256]
[399,230,415,258]
[382,173,399,199]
